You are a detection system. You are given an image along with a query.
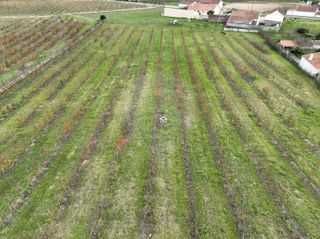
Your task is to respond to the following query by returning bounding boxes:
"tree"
[100,15,106,21]
[207,10,214,17]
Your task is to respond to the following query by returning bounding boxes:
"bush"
[296,28,309,34]
[100,15,106,21]
[315,33,320,40]
[291,48,304,57]
[207,10,214,17]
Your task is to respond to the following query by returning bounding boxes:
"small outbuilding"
[278,40,298,49]
[299,52,320,76]
[287,4,320,19]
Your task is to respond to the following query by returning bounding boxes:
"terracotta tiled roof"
[187,2,216,12]
[198,0,220,4]
[184,0,220,5]
[296,5,319,12]
[303,52,320,70]
[227,10,259,24]
[278,40,297,48]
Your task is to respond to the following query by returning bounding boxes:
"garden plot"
[0,17,89,86]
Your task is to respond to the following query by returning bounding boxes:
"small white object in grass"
[159,115,167,125]
[31,139,36,147]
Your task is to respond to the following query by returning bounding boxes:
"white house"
[299,52,320,76]
[187,0,223,16]
[163,0,223,19]
[287,5,320,19]
[258,10,285,27]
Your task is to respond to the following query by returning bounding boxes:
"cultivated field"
[0,17,91,90]
[0,9,319,239]
[0,0,146,16]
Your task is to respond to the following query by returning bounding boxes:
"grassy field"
[0,8,319,239]
[0,0,146,16]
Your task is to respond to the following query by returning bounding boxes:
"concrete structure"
[287,4,320,19]
[278,40,298,49]
[163,6,201,19]
[299,52,320,76]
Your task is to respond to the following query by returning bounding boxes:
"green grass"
[81,8,223,30]
[269,19,320,42]
[0,9,319,239]
[0,0,145,16]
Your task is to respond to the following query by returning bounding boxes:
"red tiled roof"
[184,0,220,5]
[296,5,319,12]
[227,10,259,24]
[303,52,320,70]
[187,2,216,12]
[278,40,297,48]
[198,0,220,4]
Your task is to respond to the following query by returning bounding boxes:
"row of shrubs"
[296,28,320,40]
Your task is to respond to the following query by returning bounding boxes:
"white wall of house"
[214,1,223,15]
[224,27,259,32]
[163,7,200,19]
[299,57,320,76]
[178,3,188,9]
[225,21,258,29]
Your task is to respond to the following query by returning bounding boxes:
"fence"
[208,15,228,23]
